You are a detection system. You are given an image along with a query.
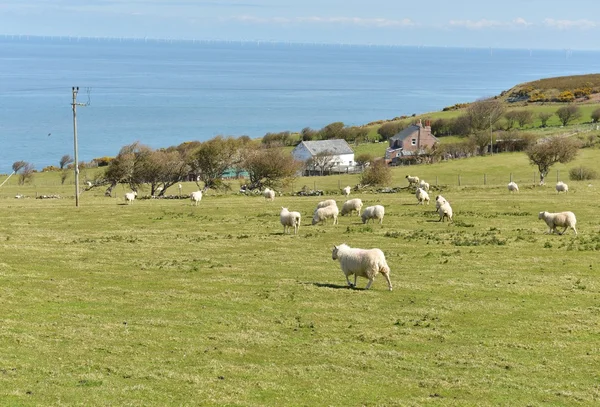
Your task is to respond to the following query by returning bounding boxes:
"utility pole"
[71,87,87,207]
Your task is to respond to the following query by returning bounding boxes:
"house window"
[411,138,417,146]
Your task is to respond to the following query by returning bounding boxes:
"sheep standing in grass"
[316,199,337,209]
[538,211,577,235]
[190,190,203,206]
[263,187,276,201]
[556,181,569,194]
[415,187,430,205]
[340,198,363,217]
[332,244,392,291]
[507,181,519,193]
[405,175,420,187]
[419,180,430,191]
[342,186,351,197]
[125,191,137,205]
[312,204,339,225]
[435,195,453,222]
[361,205,385,224]
[280,207,301,235]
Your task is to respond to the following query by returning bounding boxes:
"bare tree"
[59,154,74,169]
[17,162,35,185]
[526,136,579,185]
[538,112,553,128]
[515,110,534,128]
[310,150,336,175]
[466,98,505,132]
[556,105,582,126]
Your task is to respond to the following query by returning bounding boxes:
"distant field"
[1,149,599,406]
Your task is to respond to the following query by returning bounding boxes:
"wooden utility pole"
[71,87,87,207]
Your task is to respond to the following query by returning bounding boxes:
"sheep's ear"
[333,245,338,250]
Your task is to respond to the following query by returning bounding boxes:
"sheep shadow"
[311,282,366,290]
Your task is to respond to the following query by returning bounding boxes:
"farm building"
[292,139,356,175]
[385,120,439,165]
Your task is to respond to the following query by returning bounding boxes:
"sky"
[1,0,600,50]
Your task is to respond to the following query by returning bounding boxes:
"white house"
[292,140,355,174]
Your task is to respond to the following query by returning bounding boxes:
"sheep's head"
[538,211,547,220]
[332,245,339,260]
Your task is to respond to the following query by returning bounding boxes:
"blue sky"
[2,0,600,49]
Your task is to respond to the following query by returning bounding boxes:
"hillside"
[500,73,600,104]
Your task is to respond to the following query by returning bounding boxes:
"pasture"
[0,153,599,406]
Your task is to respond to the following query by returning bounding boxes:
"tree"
[591,108,600,123]
[241,146,300,189]
[556,105,581,126]
[309,150,336,175]
[526,136,579,185]
[377,121,406,141]
[301,127,318,141]
[468,131,493,156]
[515,110,534,128]
[465,98,505,132]
[59,154,74,169]
[504,111,519,130]
[450,115,472,136]
[188,136,241,190]
[321,122,344,140]
[133,149,188,196]
[354,153,374,168]
[17,162,35,185]
[538,112,553,128]
[360,159,391,186]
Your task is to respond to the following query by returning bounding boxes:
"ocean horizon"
[2,35,600,172]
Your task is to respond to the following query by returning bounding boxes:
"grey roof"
[390,124,421,142]
[296,139,354,156]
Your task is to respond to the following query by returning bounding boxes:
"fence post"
[484,174,487,185]
[458,174,461,186]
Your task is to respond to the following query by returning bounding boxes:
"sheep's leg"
[354,274,358,288]
[345,274,354,288]
[365,278,374,290]
[382,272,392,291]
[572,226,578,236]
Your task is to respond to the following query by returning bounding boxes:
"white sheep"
[340,198,363,216]
[435,195,447,210]
[415,187,430,205]
[538,211,577,235]
[556,181,569,194]
[342,185,351,197]
[419,180,430,191]
[263,187,275,201]
[405,175,420,187]
[124,191,137,205]
[361,205,385,224]
[507,181,519,193]
[280,207,301,235]
[190,190,203,206]
[435,195,453,222]
[312,204,339,225]
[316,199,337,209]
[332,244,392,291]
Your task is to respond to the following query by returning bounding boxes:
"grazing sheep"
[190,190,203,206]
[280,207,301,235]
[556,181,569,194]
[538,211,577,235]
[507,181,519,193]
[419,180,430,191]
[124,191,137,205]
[405,175,420,187]
[342,185,351,197]
[312,204,339,225]
[361,205,385,224]
[340,198,363,217]
[316,199,337,209]
[263,187,276,201]
[416,187,430,205]
[435,195,453,222]
[332,244,392,291]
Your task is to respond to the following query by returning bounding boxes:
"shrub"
[558,91,575,102]
[591,108,600,123]
[569,166,598,181]
[360,159,391,186]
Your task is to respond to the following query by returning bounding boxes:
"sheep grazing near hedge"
[361,205,385,224]
[332,244,392,291]
[507,181,519,193]
[125,191,137,205]
[316,199,337,209]
[406,175,420,187]
[415,187,430,205]
[263,187,276,201]
[556,181,569,194]
[190,190,203,206]
[341,198,363,217]
[312,204,339,225]
[538,211,577,235]
[419,180,430,191]
[280,207,301,235]
[342,186,351,197]
[435,195,453,222]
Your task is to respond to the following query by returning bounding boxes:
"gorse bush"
[569,166,598,181]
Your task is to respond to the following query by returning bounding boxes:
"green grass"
[1,150,600,406]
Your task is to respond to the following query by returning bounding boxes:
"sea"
[2,35,600,173]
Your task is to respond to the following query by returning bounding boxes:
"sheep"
[419,180,430,191]
[340,198,363,217]
[435,195,453,222]
[124,191,137,205]
[342,185,351,197]
[361,205,385,224]
[332,244,392,291]
[190,190,203,206]
[312,204,339,225]
[556,181,569,194]
[415,187,430,205]
[280,207,301,235]
[316,199,337,209]
[507,181,519,193]
[405,175,420,187]
[538,211,577,235]
[263,187,275,201]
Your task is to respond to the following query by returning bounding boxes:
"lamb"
[332,244,392,291]
[312,204,339,225]
[415,187,430,205]
[190,190,203,206]
[316,199,337,209]
[124,191,137,205]
[538,211,577,235]
[435,195,453,222]
[342,185,351,197]
[556,181,569,194]
[419,180,430,191]
[280,207,301,235]
[405,175,420,187]
[507,181,519,193]
[263,187,275,201]
[340,198,363,217]
[361,205,385,224]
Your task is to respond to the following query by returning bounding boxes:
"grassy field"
[1,150,599,406]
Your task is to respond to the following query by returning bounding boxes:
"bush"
[558,91,575,102]
[360,160,391,186]
[569,166,598,181]
[591,108,600,123]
